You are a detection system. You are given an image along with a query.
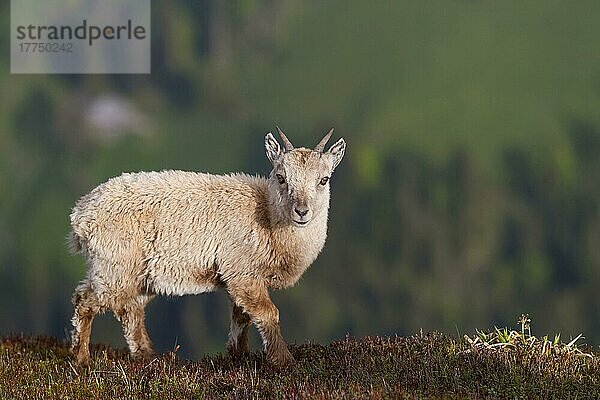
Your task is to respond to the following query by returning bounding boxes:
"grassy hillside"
[1,321,598,399]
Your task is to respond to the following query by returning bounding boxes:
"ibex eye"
[319,177,329,185]
[276,174,286,184]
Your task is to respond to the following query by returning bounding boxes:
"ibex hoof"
[227,343,250,358]
[269,347,296,368]
[75,351,91,367]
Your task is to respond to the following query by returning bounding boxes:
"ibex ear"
[327,138,346,169]
[265,132,283,164]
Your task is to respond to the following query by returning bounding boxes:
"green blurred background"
[1,0,598,358]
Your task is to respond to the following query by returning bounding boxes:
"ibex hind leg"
[70,279,103,366]
[114,294,155,360]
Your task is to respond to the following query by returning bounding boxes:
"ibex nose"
[294,206,309,217]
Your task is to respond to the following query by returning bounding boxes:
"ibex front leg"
[227,281,294,367]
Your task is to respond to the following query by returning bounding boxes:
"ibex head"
[265,127,346,227]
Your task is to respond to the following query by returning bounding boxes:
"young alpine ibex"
[69,127,346,367]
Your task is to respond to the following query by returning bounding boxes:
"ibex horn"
[276,126,294,152]
[314,128,334,153]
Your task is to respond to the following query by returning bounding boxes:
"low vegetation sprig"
[465,314,594,358]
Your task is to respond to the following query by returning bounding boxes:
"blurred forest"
[0,0,599,358]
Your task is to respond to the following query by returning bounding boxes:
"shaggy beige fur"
[69,128,346,367]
